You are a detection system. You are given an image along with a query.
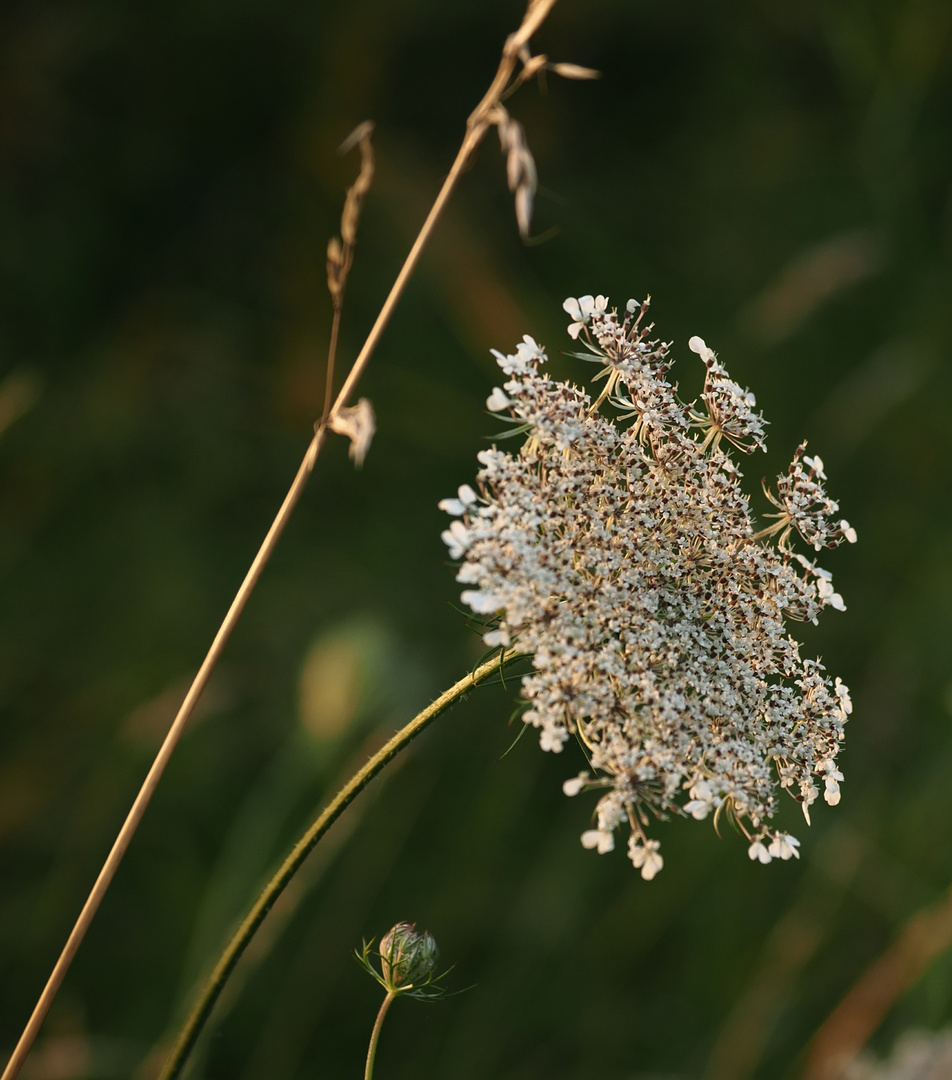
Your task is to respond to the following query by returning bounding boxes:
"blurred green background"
[1,0,951,1077]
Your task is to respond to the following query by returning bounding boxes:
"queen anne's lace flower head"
[440,296,856,880]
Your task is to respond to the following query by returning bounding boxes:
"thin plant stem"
[328,0,557,419]
[323,121,374,425]
[157,649,518,1080]
[321,303,343,426]
[0,429,324,1080]
[1,4,557,1076]
[364,991,397,1080]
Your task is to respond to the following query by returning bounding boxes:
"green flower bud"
[379,922,439,989]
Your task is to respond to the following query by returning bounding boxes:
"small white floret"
[517,335,545,364]
[641,850,663,881]
[440,520,471,559]
[461,590,501,614]
[748,840,772,864]
[819,760,844,806]
[483,625,511,648]
[438,485,477,516]
[538,725,567,753]
[688,335,716,364]
[803,455,826,479]
[581,828,614,854]
[563,296,583,320]
[563,295,605,339]
[628,837,664,880]
[768,833,800,860]
[486,387,511,412]
[562,775,587,797]
[835,677,853,715]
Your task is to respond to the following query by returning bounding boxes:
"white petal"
[835,678,853,714]
[748,841,772,864]
[539,726,566,753]
[460,590,501,614]
[577,294,596,317]
[641,852,664,880]
[441,520,471,558]
[688,335,714,363]
[581,829,614,854]
[562,776,586,797]
[483,626,511,648]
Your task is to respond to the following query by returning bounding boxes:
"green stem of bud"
[157,649,519,1080]
[364,991,396,1080]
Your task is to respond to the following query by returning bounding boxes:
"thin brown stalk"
[1,4,558,1076]
[800,881,952,1080]
[323,121,375,424]
[0,430,324,1080]
[322,304,343,425]
[327,0,557,420]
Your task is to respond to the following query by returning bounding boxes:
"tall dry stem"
[0,3,564,1077]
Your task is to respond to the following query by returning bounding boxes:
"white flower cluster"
[440,296,856,880]
[846,1029,952,1080]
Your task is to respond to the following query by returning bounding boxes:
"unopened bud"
[379,922,439,989]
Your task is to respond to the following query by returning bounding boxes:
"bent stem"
[365,992,397,1080]
[1,4,558,1077]
[158,649,519,1080]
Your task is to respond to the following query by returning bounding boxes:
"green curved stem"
[158,649,518,1080]
[364,991,396,1080]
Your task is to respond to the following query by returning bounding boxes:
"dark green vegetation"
[1,1,951,1078]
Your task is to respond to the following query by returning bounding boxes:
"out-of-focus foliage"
[0,1,950,1078]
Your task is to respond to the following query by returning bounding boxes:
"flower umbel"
[441,296,856,879]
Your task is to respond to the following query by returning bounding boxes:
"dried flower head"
[440,296,856,879]
[328,397,376,466]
